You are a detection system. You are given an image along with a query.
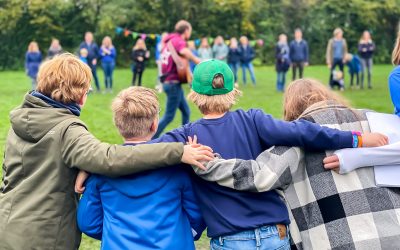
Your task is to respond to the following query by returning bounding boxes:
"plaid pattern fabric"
[194,101,400,250]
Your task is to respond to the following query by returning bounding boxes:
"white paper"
[367,112,400,187]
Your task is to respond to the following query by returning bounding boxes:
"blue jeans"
[154,83,190,138]
[229,62,240,83]
[210,225,290,250]
[241,62,256,85]
[102,61,115,89]
[276,71,286,92]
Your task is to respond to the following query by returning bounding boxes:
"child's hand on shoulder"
[75,170,90,194]
[182,135,214,170]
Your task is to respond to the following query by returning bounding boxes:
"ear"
[150,119,158,133]
[77,92,87,107]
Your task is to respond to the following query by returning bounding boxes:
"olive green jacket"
[0,94,184,250]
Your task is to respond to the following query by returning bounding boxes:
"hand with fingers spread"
[361,132,389,147]
[181,135,214,170]
[75,170,90,194]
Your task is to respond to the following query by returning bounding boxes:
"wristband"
[352,135,359,148]
[351,131,362,148]
[358,135,363,147]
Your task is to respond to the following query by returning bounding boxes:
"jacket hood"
[10,93,78,143]
[164,33,182,43]
[105,167,174,197]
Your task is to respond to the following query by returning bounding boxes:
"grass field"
[0,65,395,249]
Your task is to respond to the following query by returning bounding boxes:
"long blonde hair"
[134,39,147,50]
[392,31,400,65]
[283,78,349,121]
[28,41,39,52]
[102,36,113,48]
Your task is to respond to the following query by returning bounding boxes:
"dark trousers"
[292,61,304,80]
[132,70,144,86]
[329,58,344,84]
[350,72,360,86]
[102,61,115,89]
[90,65,100,91]
[153,83,190,138]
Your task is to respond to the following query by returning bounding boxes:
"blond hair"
[28,41,39,52]
[102,36,113,48]
[392,31,400,65]
[36,53,92,103]
[333,28,343,36]
[188,74,242,115]
[112,87,159,139]
[134,38,147,50]
[283,78,349,121]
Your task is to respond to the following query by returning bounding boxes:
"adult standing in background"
[289,28,309,80]
[212,36,229,62]
[198,38,213,60]
[25,41,42,90]
[153,20,201,138]
[99,36,116,93]
[326,28,348,85]
[358,30,375,89]
[227,37,241,84]
[239,36,256,85]
[79,32,100,91]
[131,38,150,86]
[275,34,291,92]
[46,38,63,60]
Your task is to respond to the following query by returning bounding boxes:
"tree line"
[0,0,399,70]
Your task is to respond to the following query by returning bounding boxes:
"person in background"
[153,20,200,138]
[275,34,290,92]
[198,38,213,60]
[344,53,362,88]
[46,38,63,60]
[289,28,309,80]
[228,37,241,84]
[99,36,116,93]
[156,33,168,89]
[239,36,256,85]
[358,30,375,89]
[188,40,198,72]
[330,70,345,91]
[79,48,89,64]
[131,39,150,86]
[79,31,100,92]
[326,28,348,86]
[25,41,42,90]
[212,36,229,62]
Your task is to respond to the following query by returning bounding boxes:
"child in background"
[153,60,374,250]
[79,48,89,64]
[188,40,198,72]
[228,37,241,84]
[239,36,256,85]
[0,54,212,250]
[344,53,362,88]
[25,41,42,90]
[197,38,213,60]
[131,38,150,86]
[77,87,206,250]
[275,34,290,92]
[330,70,345,91]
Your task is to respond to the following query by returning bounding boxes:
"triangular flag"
[115,27,123,35]
[140,34,147,40]
[124,29,131,37]
[131,32,138,39]
[149,34,156,40]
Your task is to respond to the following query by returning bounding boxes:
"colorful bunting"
[140,33,147,40]
[124,29,130,37]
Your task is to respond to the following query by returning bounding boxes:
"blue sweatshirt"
[289,39,309,63]
[77,142,205,250]
[389,66,400,116]
[99,46,116,64]
[25,52,42,78]
[239,45,255,64]
[346,55,362,74]
[155,109,353,237]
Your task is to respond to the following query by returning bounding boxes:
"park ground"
[0,65,395,249]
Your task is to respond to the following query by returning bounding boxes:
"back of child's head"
[187,60,241,115]
[112,87,159,139]
[344,53,353,62]
[36,53,92,104]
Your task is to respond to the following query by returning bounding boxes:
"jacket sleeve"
[252,109,353,151]
[343,39,348,57]
[77,176,103,240]
[326,39,332,64]
[181,171,206,240]
[335,141,400,174]
[111,47,117,59]
[304,41,309,62]
[389,69,400,114]
[61,123,184,177]
[193,146,301,192]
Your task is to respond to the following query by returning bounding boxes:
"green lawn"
[0,65,395,249]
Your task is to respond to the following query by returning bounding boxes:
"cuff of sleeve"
[341,131,354,149]
[336,151,349,175]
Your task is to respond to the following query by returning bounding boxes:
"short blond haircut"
[36,53,92,104]
[283,78,349,121]
[112,87,159,139]
[187,74,242,115]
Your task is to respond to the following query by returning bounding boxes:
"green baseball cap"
[191,59,234,95]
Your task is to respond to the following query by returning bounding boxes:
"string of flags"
[115,26,264,47]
